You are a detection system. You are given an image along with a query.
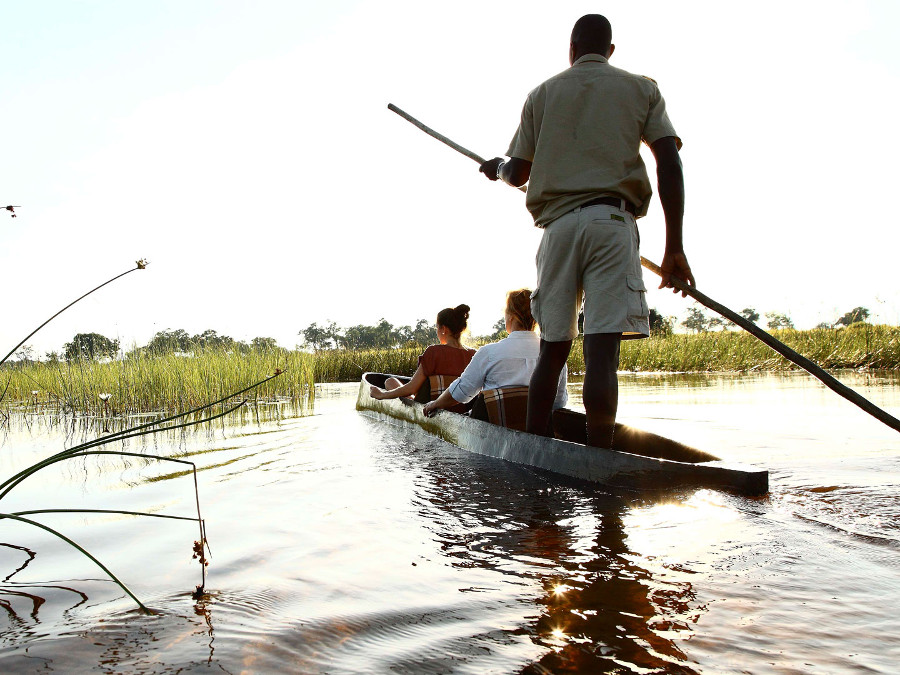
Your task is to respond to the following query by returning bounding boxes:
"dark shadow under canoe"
[357,373,768,496]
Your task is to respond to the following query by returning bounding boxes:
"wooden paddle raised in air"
[387,102,900,435]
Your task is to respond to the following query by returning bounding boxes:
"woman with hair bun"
[423,289,567,417]
[369,304,475,401]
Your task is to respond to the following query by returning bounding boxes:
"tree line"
[4,306,876,365]
[299,318,508,351]
[678,305,871,333]
[29,328,282,364]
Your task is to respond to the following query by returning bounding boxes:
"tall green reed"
[295,325,899,383]
[5,348,315,415]
[614,324,900,373]
[1,260,292,612]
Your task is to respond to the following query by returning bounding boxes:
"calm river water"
[1,372,899,674]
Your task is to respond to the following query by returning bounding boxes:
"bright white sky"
[2,0,899,356]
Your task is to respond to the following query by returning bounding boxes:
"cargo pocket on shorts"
[626,274,648,317]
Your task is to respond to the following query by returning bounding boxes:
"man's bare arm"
[650,136,694,295]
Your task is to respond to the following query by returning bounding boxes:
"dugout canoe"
[357,372,768,496]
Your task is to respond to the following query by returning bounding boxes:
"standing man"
[479,14,694,448]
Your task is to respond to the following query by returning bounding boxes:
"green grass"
[311,345,423,384]
[3,325,897,412]
[312,324,900,381]
[587,324,900,374]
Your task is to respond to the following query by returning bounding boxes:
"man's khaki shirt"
[507,54,680,227]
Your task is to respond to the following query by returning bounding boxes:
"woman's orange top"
[418,344,476,378]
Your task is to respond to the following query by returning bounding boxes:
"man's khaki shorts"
[531,203,650,342]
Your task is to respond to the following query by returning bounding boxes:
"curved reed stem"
[0,369,281,610]
[9,509,199,522]
[0,513,149,613]
[0,260,147,368]
[0,391,257,497]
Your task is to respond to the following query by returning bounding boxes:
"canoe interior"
[363,372,720,464]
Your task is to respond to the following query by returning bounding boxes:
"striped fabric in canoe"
[427,374,458,401]
[481,386,529,431]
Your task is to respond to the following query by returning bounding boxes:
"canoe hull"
[357,373,768,496]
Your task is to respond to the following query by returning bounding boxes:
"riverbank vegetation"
[303,323,900,382]
[4,324,897,411]
[1,261,247,612]
[5,317,897,413]
[3,348,315,415]
[614,322,899,373]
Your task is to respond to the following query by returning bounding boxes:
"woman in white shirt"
[423,289,567,417]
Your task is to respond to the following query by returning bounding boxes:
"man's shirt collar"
[573,54,609,66]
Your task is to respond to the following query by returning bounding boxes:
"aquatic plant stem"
[67,372,282,454]
[0,370,283,497]
[0,513,149,612]
[1,451,207,610]
[0,260,147,367]
[10,509,199,522]
[387,102,900,435]
[0,402,245,499]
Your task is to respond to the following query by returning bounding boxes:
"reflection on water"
[1,374,899,673]
[399,432,702,673]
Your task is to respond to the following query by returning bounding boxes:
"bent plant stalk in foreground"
[0,259,149,411]
[0,260,286,612]
[0,373,283,612]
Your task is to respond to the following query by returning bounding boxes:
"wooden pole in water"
[387,102,900,434]
[638,258,900,433]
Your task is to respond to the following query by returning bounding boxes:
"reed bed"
[3,327,896,412]
[311,345,423,384]
[3,348,315,415]
[310,324,900,381]
[612,324,900,374]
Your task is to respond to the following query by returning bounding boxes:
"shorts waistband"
[579,196,637,216]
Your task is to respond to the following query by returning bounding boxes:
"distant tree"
[371,318,395,348]
[45,350,61,364]
[682,306,710,333]
[765,312,795,330]
[342,319,396,350]
[708,316,726,331]
[250,336,279,352]
[14,344,35,363]
[490,317,508,341]
[411,318,437,345]
[145,328,192,354]
[815,321,833,330]
[64,333,120,361]
[194,329,242,351]
[395,324,414,345]
[649,308,673,336]
[300,322,333,351]
[300,317,437,351]
[740,308,760,324]
[395,318,438,346]
[341,325,367,350]
[835,307,870,326]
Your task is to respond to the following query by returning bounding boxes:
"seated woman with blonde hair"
[369,304,475,402]
[423,289,567,417]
